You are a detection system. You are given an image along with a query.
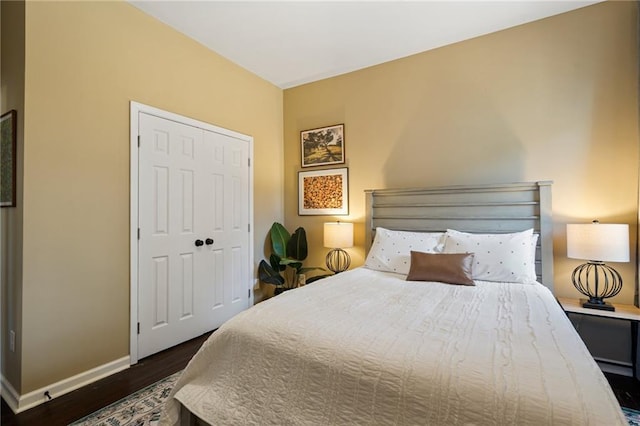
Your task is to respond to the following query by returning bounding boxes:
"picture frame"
[298,167,349,216]
[1,110,17,208]
[300,124,345,168]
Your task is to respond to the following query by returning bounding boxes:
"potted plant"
[258,222,324,295]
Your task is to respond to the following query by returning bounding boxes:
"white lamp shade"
[324,222,353,248]
[566,222,629,262]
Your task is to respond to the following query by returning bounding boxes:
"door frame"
[129,101,254,364]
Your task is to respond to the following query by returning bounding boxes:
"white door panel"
[203,130,250,325]
[138,113,250,359]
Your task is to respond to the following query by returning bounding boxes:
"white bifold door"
[137,112,250,359]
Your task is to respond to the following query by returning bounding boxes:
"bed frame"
[364,181,554,291]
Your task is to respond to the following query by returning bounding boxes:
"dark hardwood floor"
[607,372,640,411]
[1,332,212,426]
[2,332,639,425]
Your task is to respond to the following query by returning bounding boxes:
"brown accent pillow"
[406,251,475,286]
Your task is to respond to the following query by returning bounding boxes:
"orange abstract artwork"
[303,175,343,209]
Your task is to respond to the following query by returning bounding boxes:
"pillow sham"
[406,251,475,286]
[442,229,537,284]
[364,227,445,275]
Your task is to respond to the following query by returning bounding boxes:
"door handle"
[205,238,214,245]
[195,239,204,247]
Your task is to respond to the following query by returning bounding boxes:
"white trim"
[1,375,20,414]
[130,103,140,364]
[129,101,254,364]
[248,138,255,307]
[1,356,129,414]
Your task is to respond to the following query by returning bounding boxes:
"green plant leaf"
[270,222,290,258]
[280,259,303,272]
[270,254,286,272]
[287,227,308,261]
[258,260,285,286]
[260,222,323,293]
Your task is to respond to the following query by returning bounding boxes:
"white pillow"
[364,227,445,274]
[443,229,538,283]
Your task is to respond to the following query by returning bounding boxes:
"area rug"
[625,407,640,426]
[68,370,182,426]
[69,371,640,426]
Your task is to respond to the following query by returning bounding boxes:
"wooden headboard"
[365,181,554,291]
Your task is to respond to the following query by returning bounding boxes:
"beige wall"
[283,1,639,305]
[1,0,25,393]
[12,1,283,393]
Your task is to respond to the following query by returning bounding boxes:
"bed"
[160,181,626,425]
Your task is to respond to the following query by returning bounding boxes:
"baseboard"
[1,356,130,414]
[595,356,633,377]
[1,375,20,414]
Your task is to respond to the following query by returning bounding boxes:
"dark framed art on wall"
[1,110,17,208]
[300,124,344,168]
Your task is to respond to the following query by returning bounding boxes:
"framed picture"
[298,167,349,215]
[300,124,344,168]
[1,110,17,208]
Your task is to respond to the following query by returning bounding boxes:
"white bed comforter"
[161,268,626,425]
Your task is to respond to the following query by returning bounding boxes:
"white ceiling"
[129,1,601,89]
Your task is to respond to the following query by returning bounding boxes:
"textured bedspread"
[160,268,626,425]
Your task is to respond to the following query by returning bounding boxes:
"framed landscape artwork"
[300,124,344,168]
[298,167,349,216]
[1,110,17,208]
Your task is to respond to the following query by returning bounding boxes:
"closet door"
[200,129,251,329]
[137,113,250,359]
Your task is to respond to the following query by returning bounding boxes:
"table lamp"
[324,222,353,274]
[566,220,629,311]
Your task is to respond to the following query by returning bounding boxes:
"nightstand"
[558,297,640,379]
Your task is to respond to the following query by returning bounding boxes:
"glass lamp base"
[580,298,615,312]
